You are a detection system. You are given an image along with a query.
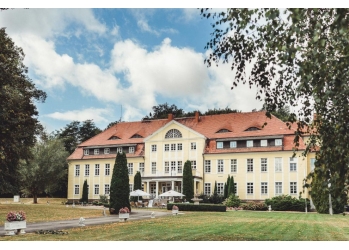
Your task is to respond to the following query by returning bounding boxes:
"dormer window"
[129,147,135,153]
[261,140,267,147]
[94,149,99,155]
[230,141,237,148]
[104,148,110,154]
[131,134,143,138]
[216,129,231,133]
[109,136,120,140]
[117,147,122,153]
[84,149,89,155]
[247,140,253,147]
[165,129,182,139]
[245,127,260,131]
[217,142,223,149]
[275,139,282,146]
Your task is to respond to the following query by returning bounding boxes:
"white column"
[156,181,159,199]
[171,180,174,190]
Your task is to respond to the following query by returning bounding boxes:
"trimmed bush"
[225,195,241,207]
[166,203,226,212]
[265,195,310,212]
[241,202,268,211]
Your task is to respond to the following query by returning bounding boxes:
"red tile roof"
[68,111,304,160]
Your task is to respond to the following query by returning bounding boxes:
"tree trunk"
[33,193,38,204]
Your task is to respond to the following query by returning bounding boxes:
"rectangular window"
[128,163,133,175]
[171,143,176,151]
[94,184,99,195]
[151,162,156,174]
[104,184,110,195]
[217,141,223,149]
[247,182,254,194]
[191,142,196,150]
[74,185,79,195]
[129,184,133,193]
[275,139,282,146]
[105,164,110,176]
[234,183,238,195]
[139,163,144,173]
[150,183,156,195]
[171,161,176,173]
[310,158,315,172]
[247,140,253,147]
[177,161,183,173]
[177,143,182,150]
[275,182,282,195]
[117,147,122,153]
[247,159,253,172]
[290,182,297,194]
[94,149,99,155]
[261,182,268,195]
[95,164,100,176]
[205,160,211,173]
[129,147,135,153]
[204,183,211,196]
[83,149,89,155]
[230,141,237,148]
[164,144,169,151]
[75,165,80,176]
[151,145,157,152]
[275,157,282,172]
[261,158,268,172]
[104,148,110,154]
[164,161,169,173]
[290,158,297,171]
[191,160,196,169]
[217,159,224,173]
[231,159,237,173]
[85,164,90,176]
[261,140,267,147]
[217,183,224,195]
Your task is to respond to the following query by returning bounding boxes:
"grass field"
[1,198,349,241]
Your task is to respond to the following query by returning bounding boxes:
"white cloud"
[45,108,110,123]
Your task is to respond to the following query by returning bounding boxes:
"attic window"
[216,129,231,133]
[109,136,120,140]
[245,127,261,131]
[131,134,143,138]
[165,129,182,139]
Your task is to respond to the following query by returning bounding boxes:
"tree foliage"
[17,137,68,203]
[201,8,349,212]
[109,152,130,214]
[228,175,235,197]
[182,160,194,202]
[131,171,142,202]
[0,28,46,194]
[81,179,88,204]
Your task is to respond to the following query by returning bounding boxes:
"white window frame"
[290,157,297,172]
[85,164,90,176]
[83,149,89,155]
[171,143,176,151]
[261,140,267,147]
[105,163,110,176]
[275,157,282,172]
[177,143,182,150]
[128,163,133,175]
[171,161,176,173]
[104,184,110,195]
[104,148,110,154]
[230,141,237,148]
[74,185,79,195]
[217,141,223,149]
[94,149,99,155]
[205,160,211,173]
[261,158,268,172]
[177,161,183,173]
[139,162,144,173]
[204,183,211,196]
[275,182,282,196]
[247,182,254,194]
[217,183,224,195]
[129,184,133,193]
[129,147,135,153]
[75,165,80,176]
[94,184,99,195]
[247,140,253,147]
[164,161,169,173]
[191,142,196,150]
[117,147,122,153]
[191,160,196,169]
[310,158,316,172]
[247,159,253,172]
[164,144,169,151]
[217,159,224,173]
[151,162,156,174]
[95,164,100,176]
[275,139,282,146]
[290,182,297,195]
[151,145,157,152]
[261,182,268,195]
[231,159,237,173]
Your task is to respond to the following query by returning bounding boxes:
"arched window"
[245,127,260,131]
[165,129,182,139]
[216,128,231,133]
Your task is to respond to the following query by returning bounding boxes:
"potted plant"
[4,211,27,236]
[119,207,130,221]
[172,205,179,215]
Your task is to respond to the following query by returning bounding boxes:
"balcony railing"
[140,169,202,177]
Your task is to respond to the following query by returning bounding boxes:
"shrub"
[225,195,241,207]
[99,195,108,204]
[167,203,226,212]
[241,202,268,211]
[265,195,310,212]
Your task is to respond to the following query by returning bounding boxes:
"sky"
[0,3,278,133]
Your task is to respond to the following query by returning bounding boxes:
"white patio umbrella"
[159,190,185,198]
[130,189,150,201]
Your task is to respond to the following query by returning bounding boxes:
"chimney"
[168,113,173,121]
[195,111,199,123]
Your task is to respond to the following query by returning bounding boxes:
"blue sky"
[1,4,268,133]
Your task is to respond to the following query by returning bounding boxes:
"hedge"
[166,203,226,212]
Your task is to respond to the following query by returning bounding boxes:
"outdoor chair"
[130,201,135,208]
[143,201,148,208]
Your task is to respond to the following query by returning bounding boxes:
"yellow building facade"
[67,111,316,203]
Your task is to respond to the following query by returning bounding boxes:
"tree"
[260,104,292,122]
[224,175,230,199]
[0,28,47,194]
[228,176,235,197]
[182,160,194,202]
[131,171,142,202]
[81,180,88,204]
[201,8,349,212]
[109,152,130,214]
[17,137,68,203]
[142,103,185,120]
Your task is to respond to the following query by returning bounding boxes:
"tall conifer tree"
[182,160,194,202]
[81,179,88,203]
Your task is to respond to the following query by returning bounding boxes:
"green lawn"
[1,201,349,241]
